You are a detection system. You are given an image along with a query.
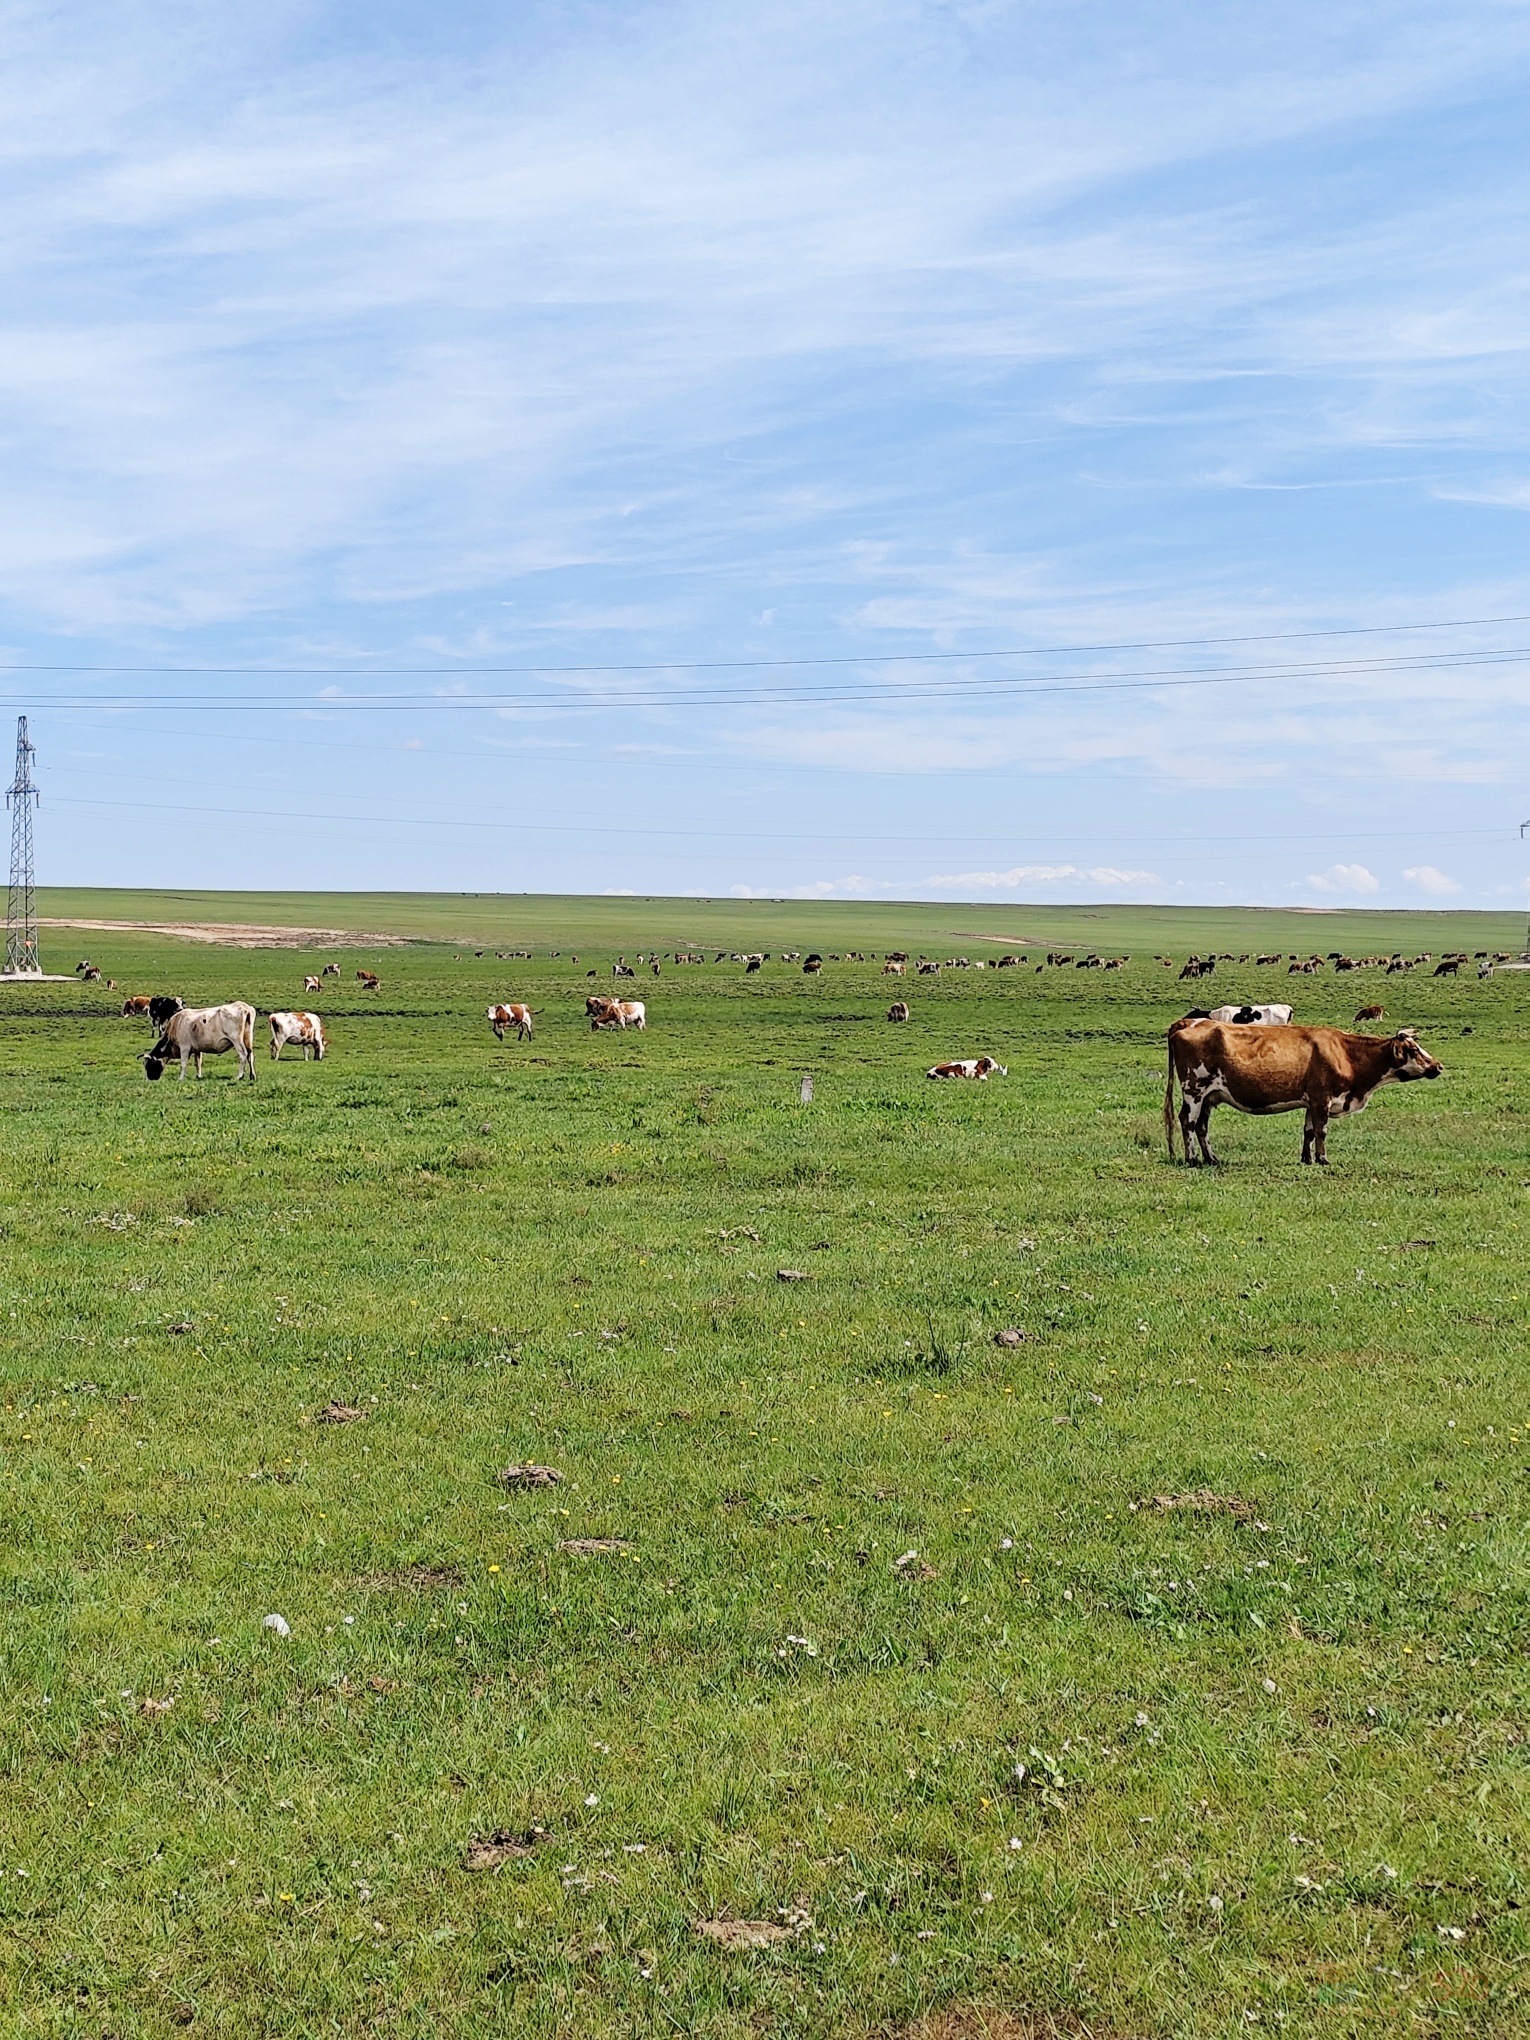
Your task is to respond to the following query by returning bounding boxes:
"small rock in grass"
[499,1463,563,1489]
[776,1269,809,1283]
[262,1613,292,1638]
[993,1327,1028,1347]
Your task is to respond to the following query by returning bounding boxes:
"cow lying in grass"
[926,1056,1006,1080]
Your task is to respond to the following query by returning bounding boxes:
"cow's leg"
[1193,1100,1220,1165]
[1301,1104,1329,1164]
[1178,1095,1196,1164]
[1311,1108,1329,1165]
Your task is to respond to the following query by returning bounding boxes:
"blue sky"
[3,0,1530,906]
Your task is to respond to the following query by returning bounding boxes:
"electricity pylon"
[5,717,39,976]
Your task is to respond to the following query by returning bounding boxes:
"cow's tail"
[1163,1040,1178,1161]
[243,1003,257,1081]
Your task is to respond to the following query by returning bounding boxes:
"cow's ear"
[1390,1036,1409,1062]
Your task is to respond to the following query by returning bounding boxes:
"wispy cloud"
[5,2,1530,894]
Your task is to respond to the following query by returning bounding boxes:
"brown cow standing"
[1165,1019,1441,1166]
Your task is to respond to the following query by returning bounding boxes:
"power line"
[46,791,1517,853]
[5,645,1530,713]
[3,609,1529,678]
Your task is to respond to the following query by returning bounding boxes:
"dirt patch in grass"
[1137,1489,1256,1521]
[316,1400,368,1424]
[558,1538,634,1555]
[39,916,409,948]
[901,2011,1138,2040]
[464,1825,552,1870]
[499,1462,563,1488]
[361,1563,465,1591]
[692,1910,810,1950]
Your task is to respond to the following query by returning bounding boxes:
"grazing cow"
[269,1010,326,1061]
[81,966,102,983]
[1206,1003,1294,1026]
[926,1056,1007,1080]
[303,974,321,994]
[144,1002,258,1083]
[1164,1018,1441,1166]
[887,1001,911,1022]
[882,959,905,975]
[356,970,381,990]
[1433,957,1463,977]
[322,961,341,977]
[588,997,644,1031]
[803,955,823,974]
[488,1001,533,1042]
[1354,1004,1386,1025]
[745,954,764,973]
[121,995,153,1020]
[147,995,184,1029]
[586,993,615,1022]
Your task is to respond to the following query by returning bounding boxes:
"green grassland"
[32,883,1530,959]
[1,900,1527,2038]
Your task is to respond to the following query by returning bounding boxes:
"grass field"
[1,895,1527,2038]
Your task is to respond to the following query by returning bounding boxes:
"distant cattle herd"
[86,942,1496,1161]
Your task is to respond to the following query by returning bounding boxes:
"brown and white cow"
[144,1002,258,1082]
[488,1001,533,1041]
[927,1056,1006,1080]
[121,994,153,1020]
[269,1010,326,1061]
[356,970,381,990]
[322,961,341,977]
[887,1001,910,1022]
[1164,1018,1441,1166]
[303,974,322,994]
[592,998,645,1031]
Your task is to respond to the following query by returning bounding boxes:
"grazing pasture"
[1,895,1527,2037]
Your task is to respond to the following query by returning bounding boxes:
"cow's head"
[143,1037,169,1081]
[977,1056,1008,1077]
[1389,1032,1442,1080]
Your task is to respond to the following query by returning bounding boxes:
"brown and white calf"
[144,1002,258,1082]
[488,1001,533,1041]
[121,994,153,1020]
[926,1056,1006,1080]
[269,1010,326,1061]
[1165,1018,1441,1166]
[356,970,380,990]
[303,974,322,994]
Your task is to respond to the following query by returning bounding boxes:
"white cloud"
[1084,865,1159,885]
[731,876,874,899]
[1402,863,1462,894]
[1307,863,1381,894]
[919,864,1078,889]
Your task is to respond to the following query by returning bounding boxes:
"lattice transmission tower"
[5,717,40,976]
